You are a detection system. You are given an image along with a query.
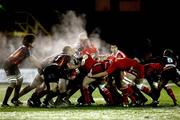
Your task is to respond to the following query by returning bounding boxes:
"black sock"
[19,85,31,98]
[43,91,58,104]
[38,90,48,99]
[13,84,22,101]
[3,87,14,104]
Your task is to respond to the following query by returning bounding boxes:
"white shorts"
[7,74,23,84]
[58,78,69,93]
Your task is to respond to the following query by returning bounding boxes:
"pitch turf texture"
[0,84,180,120]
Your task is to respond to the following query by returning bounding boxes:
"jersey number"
[167,57,173,63]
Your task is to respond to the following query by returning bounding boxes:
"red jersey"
[91,60,111,75]
[81,54,97,73]
[80,47,98,56]
[144,63,163,77]
[8,45,31,65]
[106,58,144,78]
[107,50,126,62]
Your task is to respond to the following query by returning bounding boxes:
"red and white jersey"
[81,54,97,73]
[106,58,144,79]
[113,50,126,58]
[107,50,126,63]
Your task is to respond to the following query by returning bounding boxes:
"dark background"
[0,0,179,58]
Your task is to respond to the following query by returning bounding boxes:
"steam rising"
[0,11,110,68]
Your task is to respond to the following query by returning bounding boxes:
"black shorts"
[161,67,179,85]
[3,61,20,76]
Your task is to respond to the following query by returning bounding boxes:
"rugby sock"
[13,84,22,101]
[108,85,122,104]
[3,87,14,104]
[132,85,147,103]
[31,92,38,99]
[153,89,161,101]
[164,87,177,103]
[78,84,97,104]
[54,92,67,105]
[100,87,114,105]
[127,86,136,104]
[43,91,58,105]
[121,88,129,105]
[82,87,91,104]
[19,85,32,98]
[89,83,97,103]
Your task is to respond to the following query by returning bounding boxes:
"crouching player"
[88,58,151,107]
[40,46,80,107]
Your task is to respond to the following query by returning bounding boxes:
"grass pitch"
[0,84,180,120]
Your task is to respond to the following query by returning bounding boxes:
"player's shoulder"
[17,45,28,50]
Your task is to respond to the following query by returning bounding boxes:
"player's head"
[62,46,75,56]
[63,46,71,53]
[163,49,173,57]
[22,34,35,48]
[110,44,118,53]
[78,32,90,48]
[78,32,88,41]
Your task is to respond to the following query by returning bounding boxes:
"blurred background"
[0,0,179,64]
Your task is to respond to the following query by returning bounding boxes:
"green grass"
[0,84,180,120]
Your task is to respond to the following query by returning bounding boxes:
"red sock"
[82,87,91,104]
[127,86,136,104]
[165,87,176,102]
[122,88,129,105]
[101,88,114,104]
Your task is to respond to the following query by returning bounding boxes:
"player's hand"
[87,72,92,78]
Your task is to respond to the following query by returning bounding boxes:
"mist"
[0,10,111,68]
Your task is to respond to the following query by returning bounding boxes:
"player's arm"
[67,62,80,69]
[28,55,42,69]
[88,71,108,78]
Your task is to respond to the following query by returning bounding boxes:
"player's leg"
[120,71,137,106]
[11,74,23,106]
[27,83,46,107]
[42,83,58,107]
[54,78,68,106]
[77,81,98,105]
[164,85,177,106]
[81,76,96,105]
[98,78,114,105]
[2,64,19,107]
[1,75,16,107]
[108,74,123,105]
[19,73,43,98]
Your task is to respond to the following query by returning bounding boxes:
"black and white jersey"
[162,56,177,69]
